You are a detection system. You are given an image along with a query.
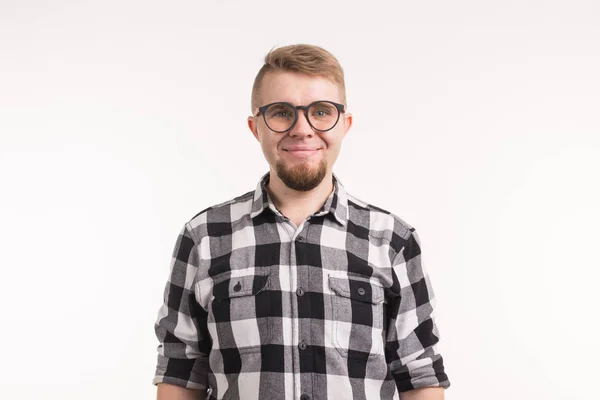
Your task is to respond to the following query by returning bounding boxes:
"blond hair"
[251,44,346,112]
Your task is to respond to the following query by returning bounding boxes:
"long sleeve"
[385,229,450,392]
[153,224,211,390]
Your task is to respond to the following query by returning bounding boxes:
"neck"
[266,170,334,225]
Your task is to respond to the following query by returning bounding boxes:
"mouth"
[283,148,322,159]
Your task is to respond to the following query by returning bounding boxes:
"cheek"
[322,134,342,151]
[260,136,280,157]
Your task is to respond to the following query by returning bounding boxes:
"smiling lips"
[283,146,321,159]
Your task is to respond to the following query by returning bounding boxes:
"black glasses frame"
[255,100,345,133]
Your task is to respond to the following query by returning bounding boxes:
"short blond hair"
[251,44,346,112]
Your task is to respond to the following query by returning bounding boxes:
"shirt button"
[300,395,310,400]
[357,287,366,296]
[298,341,307,351]
[296,287,305,297]
[297,236,305,242]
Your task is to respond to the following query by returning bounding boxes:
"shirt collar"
[250,171,349,226]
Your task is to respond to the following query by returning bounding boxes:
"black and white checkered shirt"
[154,172,450,399]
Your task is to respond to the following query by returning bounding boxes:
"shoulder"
[182,189,256,243]
[345,191,416,253]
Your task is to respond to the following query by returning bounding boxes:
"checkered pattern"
[154,172,450,399]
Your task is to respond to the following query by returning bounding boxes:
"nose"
[289,110,314,138]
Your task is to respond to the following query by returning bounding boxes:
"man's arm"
[385,228,450,393]
[153,225,211,395]
[401,387,445,400]
[157,383,205,400]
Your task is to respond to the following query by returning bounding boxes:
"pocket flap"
[329,276,384,304]
[213,274,269,301]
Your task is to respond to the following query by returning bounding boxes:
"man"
[154,44,450,400]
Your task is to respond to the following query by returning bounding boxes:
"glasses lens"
[307,101,340,131]
[264,103,296,132]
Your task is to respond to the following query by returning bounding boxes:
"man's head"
[248,44,352,192]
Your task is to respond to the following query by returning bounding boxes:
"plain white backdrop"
[1,1,599,399]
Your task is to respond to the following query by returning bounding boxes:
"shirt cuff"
[153,354,209,390]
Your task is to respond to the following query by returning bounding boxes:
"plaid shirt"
[154,172,450,399]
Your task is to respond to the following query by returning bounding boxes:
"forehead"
[259,71,341,105]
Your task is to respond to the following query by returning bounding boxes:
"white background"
[1,1,599,399]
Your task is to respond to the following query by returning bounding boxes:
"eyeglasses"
[254,100,345,133]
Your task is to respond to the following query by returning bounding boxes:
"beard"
[275,157,328,191]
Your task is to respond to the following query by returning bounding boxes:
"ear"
[247,116,260,141]
[342,113,353,138]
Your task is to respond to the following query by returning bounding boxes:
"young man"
[154,44,450,400]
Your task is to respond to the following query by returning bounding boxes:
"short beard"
[275,158,328,191]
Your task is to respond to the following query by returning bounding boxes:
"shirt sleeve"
[153,224,211,390]
[385,228,450,392]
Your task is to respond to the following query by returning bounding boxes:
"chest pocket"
[211,273,272,353]
[329,275,385,359]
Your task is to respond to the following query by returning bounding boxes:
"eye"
[310,102,337,118]
[311,107,333,118]
[267,105,294,119]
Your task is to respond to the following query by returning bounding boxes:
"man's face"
[248,71,352,191]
